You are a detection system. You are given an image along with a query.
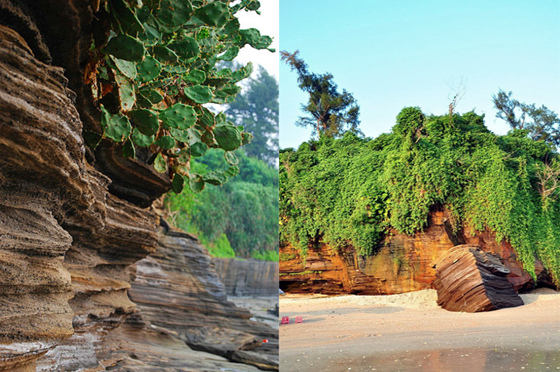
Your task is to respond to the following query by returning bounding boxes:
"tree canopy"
[493,90,560,146]
[281,50,362,139]
[166,149,278,261]
[226,66,279,165]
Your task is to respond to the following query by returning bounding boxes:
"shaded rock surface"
[129,230,279,371]
[0,21,91,369]
[212,258,279,297]
[433,245,524,312]
[280,209,553,295]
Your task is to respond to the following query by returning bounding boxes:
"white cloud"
[235,0,279,80]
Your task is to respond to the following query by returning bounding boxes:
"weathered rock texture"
[212,258,279,297]
[0,20,93,368]
[0,2,278,370]
[129,230,279,371]
[280,209,553,295]
[433,245,524,312]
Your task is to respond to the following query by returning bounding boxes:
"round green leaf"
[184,85,213,104]
[169,128,190,142]
[131,127,155,147]
[155,135,176,149]
[187,127,202,145]
[153,45,178,63]
[138,87,163,104]
[111,56,137,80]
[216,112,227,125]
[190,142,208,157]
[110,0,144,34]
[241,131,253,145]
[225,165,240,178]
[201,130,215,146]
[214,125,242,151]
[218,46,239,61]
[195,1,230,27]
[183,70,206,84]
[170,37,199,60]
[221,84,241,95]
[122,139,136,158]
[240,28,272,49]
[189,176,205,193]
[156,0,193,27]
[105,115,132,143]
[105,34,145,62]
[154,153,167,173]
[115,73,136,112]
[159,103,197,129]
[140,22,161,44]
[172,174,184,193]
[230,62,253,83]
[130,109,159,136]
[137,56,162,82]
[203,172,225,186]
[224,151,238,165]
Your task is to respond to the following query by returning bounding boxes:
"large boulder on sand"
[433,245,524,312]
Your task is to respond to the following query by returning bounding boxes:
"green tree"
[281,50,362,139]
[226,66,279,165]
[165,149,279,260]
[493,90,560,145]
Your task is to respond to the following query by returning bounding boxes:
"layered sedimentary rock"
[212,258,279,297]
[0,22,92,368]
[0,2,278,370]
[433,245,524,312]
[280,209,552,295]
[129,230,279,371]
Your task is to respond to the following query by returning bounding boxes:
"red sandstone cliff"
[280,209,554,295]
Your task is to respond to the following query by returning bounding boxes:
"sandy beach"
[279,288,560,371]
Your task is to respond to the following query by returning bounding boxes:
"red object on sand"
[281,316,290,324]
[295,316,303,323]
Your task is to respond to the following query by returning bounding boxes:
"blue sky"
[279,0,560,149]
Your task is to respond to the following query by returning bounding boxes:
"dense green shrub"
[280,108,560,282]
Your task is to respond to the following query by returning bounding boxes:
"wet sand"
[279,288,560,371]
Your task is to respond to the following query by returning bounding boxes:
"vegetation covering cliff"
[280,108,560,285]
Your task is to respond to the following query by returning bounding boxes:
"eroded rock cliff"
[0,1,277,370]
[280,209,553,295]
[212,258,279,297]
[129,230,279,371]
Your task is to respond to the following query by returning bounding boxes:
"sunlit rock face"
[433,245,524,312]
[280,209,552,295]
[0,1,278,370]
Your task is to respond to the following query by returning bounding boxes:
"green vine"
[280,108,560,284]
[86,0,273,193]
